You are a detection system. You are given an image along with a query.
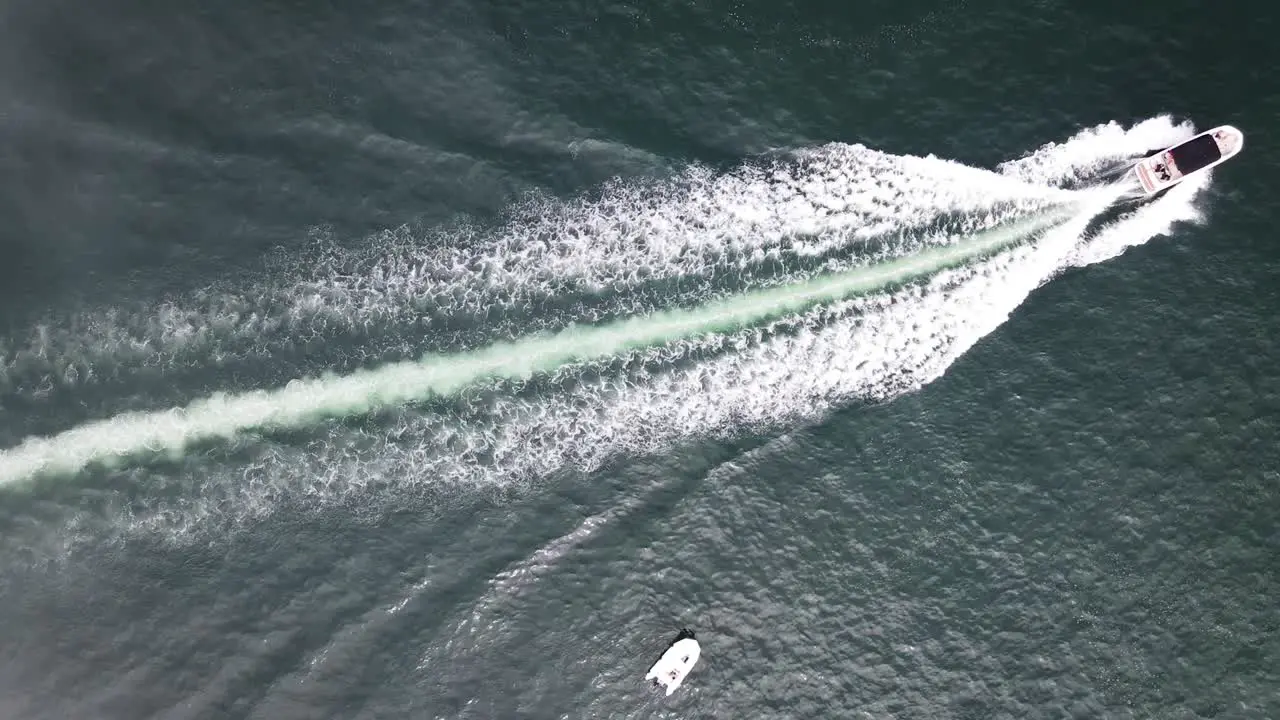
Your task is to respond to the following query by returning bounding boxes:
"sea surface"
[0,0,1276,718]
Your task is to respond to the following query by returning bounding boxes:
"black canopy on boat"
[1171,134,1222,174]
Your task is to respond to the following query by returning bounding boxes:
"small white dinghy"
[1132,125,1243,195]
[645,629,700,696]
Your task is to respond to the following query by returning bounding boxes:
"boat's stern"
[1134,151,1177,195]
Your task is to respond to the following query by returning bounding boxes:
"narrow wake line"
[0,201,1094,487]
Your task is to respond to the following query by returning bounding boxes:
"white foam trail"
[0,205,1081,487]
[1,117,1193,404]
[117,171,1202,541]
[0,143,1073,397]
[998,114,1195,187]
[246,142,1075,313]
[1064,172,1210,268]
[2,116,1220,544]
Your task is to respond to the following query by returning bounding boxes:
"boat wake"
[0,115,1213,545]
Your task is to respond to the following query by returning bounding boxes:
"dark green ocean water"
[0,0,1277,718]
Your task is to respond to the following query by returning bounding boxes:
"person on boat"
[1213,129,1238,154]
[1154,149,1182,181]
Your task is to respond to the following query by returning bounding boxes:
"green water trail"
[0,203,1088,486]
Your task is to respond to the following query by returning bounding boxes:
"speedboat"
[645,628,700,696]
[1133,125,1243,195]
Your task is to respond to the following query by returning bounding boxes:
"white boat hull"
[1133,124,1243,195]
[645,635,700,696]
